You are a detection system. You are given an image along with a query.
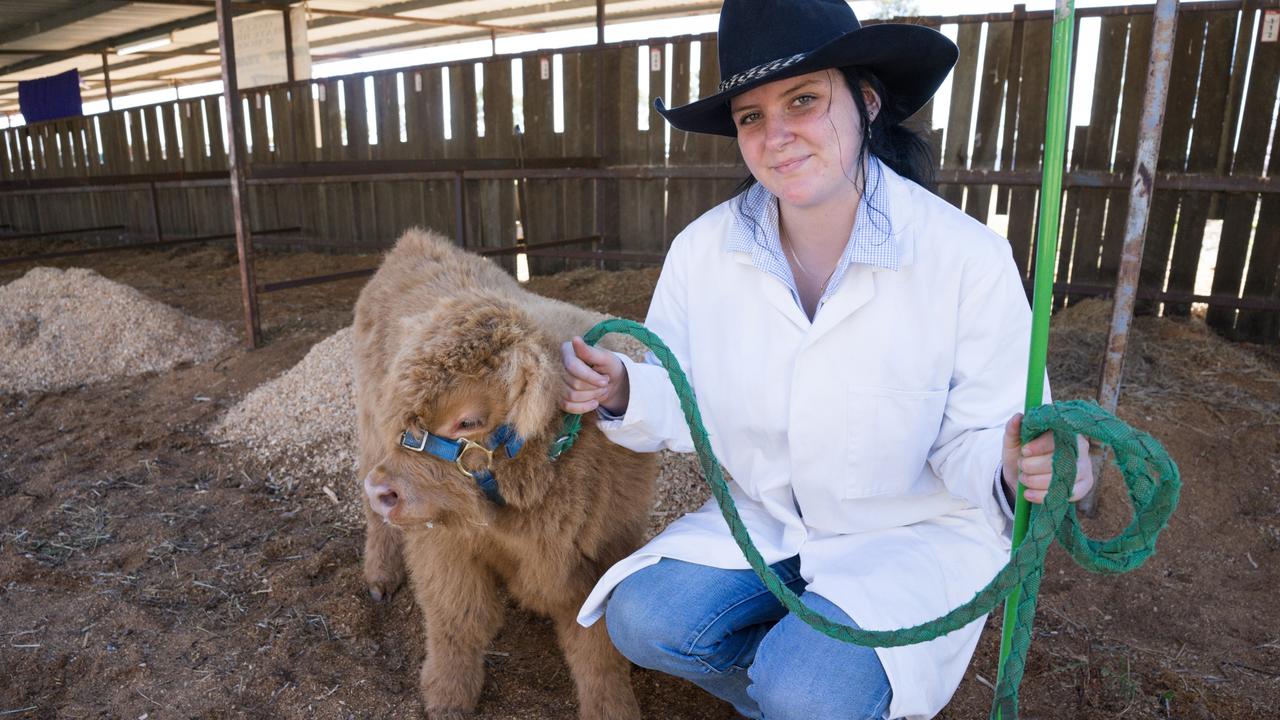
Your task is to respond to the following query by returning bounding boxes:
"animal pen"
[2,2,1280,718]
[2,1,1278,347]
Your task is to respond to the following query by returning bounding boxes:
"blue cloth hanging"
[18,69,83,123]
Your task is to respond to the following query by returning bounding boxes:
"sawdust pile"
[1048,298,1278,420]
[212,326,358,482]
[650,452,709,538]
[524,266,661,322]
[0,266,234,394]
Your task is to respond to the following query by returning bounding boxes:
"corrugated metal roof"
[0,0,719,114]
[0,0,95,35]
[4,6,206,51]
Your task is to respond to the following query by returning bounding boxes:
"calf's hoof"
[582,698,642,720]
[364,567,405,603]
[426,707,471,720]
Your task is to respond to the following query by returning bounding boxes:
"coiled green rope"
[552,318,1181,719]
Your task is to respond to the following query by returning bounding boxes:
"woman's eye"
[736,111,760,126]
[792,94,817,107]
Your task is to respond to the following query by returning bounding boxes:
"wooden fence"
[1,2,1278,342]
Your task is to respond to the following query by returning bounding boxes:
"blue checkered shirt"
[728,156,898,312]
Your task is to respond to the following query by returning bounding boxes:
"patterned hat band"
[716,52,809,94]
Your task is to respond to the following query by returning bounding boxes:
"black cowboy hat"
[656,0,958,137]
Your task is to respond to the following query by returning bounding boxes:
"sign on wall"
[234,7,311,88]
[1262,10,1280,43]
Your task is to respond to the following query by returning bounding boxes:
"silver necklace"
[780,222,836,291]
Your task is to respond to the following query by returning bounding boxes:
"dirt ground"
[1,233,1277,719]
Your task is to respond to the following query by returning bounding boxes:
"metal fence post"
[216,0,262,348]
[1081,0,1179,517]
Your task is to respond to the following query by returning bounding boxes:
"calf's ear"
[501,338,557,439]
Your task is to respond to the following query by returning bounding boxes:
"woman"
[560,1,1093,718]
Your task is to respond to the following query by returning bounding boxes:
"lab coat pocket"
[845,386,948,499]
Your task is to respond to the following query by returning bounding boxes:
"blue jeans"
[605,557,892,720]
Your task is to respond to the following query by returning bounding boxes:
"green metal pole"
[995,0,1075,705]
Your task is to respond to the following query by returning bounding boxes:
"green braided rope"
[555,319,1181,719]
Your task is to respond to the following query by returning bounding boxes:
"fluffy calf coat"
[353,229,656,719]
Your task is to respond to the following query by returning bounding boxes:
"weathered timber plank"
[318,79,340,162]
[665,40,707,246]
[1006,18,1051,278]
[445,63,477,161]
[374,73,401,161]
[345,76,370,162]
[1235,104,1280,342]
[1138,11,1207,314]
[965,20,1013,224]
[615,42,666,258]
[1207,29,1279,333]
[940,21,982,208]
[1164,11,1237,316]
[1097,14,1152,287]
[558,50,597,273]
[1057,125,1090,310]
[997,8,1026,214]
[521,54,565,274]
[1065,15,1129,305]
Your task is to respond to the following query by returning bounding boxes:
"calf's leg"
[554,610,641,720]
[409,541,505,718]
[362,500,405,602]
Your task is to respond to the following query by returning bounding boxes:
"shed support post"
[454,171,467,249]
[101,51,114,111]
[149,181,163,243]
[594,0,606,268]
[283,8,296,84]
[216,0,262,348]
[1082,0,1179,516]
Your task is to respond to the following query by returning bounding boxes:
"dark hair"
[841,66,937,193]
[730,66,937,200]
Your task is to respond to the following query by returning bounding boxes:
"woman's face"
[730,69,873,212]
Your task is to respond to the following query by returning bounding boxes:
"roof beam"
[300,0,720,57]
[303,7,542,34]
[137,0,545,34]
[0,0,291,77]
[0,0,513,82]
[0,0,127,47]
[0,0,718,105]
[0,49,219,57]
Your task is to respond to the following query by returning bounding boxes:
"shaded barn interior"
[1,1,1278,343]
[1,3,1279,718]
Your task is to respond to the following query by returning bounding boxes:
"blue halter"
[398,424,525,507]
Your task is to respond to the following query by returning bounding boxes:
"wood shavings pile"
[0,266,233,394]
[1048,298,1277,419]
[212,325,358,483]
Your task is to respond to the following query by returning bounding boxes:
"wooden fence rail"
[2,1,1278,341]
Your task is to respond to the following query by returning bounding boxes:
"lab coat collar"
[725,162,919,341]
[726,157,908,271]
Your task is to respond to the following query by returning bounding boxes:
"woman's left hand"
[1001,413,1094,504]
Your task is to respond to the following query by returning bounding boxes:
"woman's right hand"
[560,336,630,416]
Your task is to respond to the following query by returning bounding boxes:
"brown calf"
[353,229,656,719]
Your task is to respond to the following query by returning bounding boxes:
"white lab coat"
[577,165,1037,719]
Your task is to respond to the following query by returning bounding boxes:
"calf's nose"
[363,470,399,517]
[376,488,398,510]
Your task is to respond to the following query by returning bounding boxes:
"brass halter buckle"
[455,437,496,480]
